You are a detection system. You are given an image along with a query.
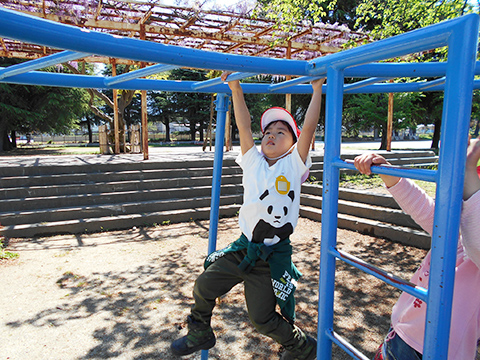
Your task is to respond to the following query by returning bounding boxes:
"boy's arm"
[297,78,325,163]
[463,136,480,200]
[221,72,254,155]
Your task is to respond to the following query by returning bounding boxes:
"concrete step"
[301,183,399,208]
[0,151,436,187]
[0,184,243,212]
[0,194,243,226]
[0,174,243,199]
[299,183,431,249]
[300,193,420,230]
[299,205,431,249]
[1,204,241,238]
[0,157,240,177]
[0,149,438,242]
[0,165,242,189]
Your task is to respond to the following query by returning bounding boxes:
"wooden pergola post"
[141,90,149,159]
[225,100,233,151]
[140,25,149,160]
[387,79,394,151]
[203,94,214,151]
[111,58,120,154]
[285,43,292,113]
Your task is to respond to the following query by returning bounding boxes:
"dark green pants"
[191,249,299,347]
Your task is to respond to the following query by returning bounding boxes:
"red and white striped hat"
[260,107,300,140]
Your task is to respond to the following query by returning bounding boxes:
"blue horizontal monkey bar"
[341,159,437,182]
[191,72,257,90]
[0,7,308,76]
[344,77,392,92]
[0,7,478,360]
[104,64,179,86]
[332,248,428,302]
[0,50,89,80]
[3,67,480,95]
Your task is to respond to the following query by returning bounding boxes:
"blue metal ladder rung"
[327,330,370,360]
[339,159,438,183]
[331,248,428,302]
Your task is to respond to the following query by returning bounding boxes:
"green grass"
[339,173,386,190]
[2,145,100,156]
[0,239,19,260]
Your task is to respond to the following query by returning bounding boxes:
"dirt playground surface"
[1,217,427,360]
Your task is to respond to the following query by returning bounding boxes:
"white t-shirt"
[235,145,311,246]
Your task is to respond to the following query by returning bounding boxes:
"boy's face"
[261,121,296,160]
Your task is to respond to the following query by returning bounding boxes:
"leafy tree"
[148,90,175,142]
[254,0,477,149]
[147,69,211,142]
[471,90,480,137]
[254,0,361,30]
[0,59,89,151]
[354,0,476,149]
[344,91,423,149]
[355,0,473,39]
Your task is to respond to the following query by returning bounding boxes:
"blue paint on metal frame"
[192,72,257,90]
[344,77,392,92]
[318,66,345,360]
[104,64,178,86]
[328,331,369,360]
[268,76,321,91]
[207,93,229,255]
[306,16,471,76]
[331,248,428,302]
[0,7,308,76]
[0,7,478,360]
[340,159,437,182]
[4,67,480,95]
[202,93,230,360]
[422,16,478,359]
[0,50,89,80]
[419,77,446,91]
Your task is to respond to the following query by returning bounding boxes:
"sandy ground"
[0,216,427,360]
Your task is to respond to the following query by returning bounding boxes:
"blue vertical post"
[423,16,479,359]
[317,67,344,359]
[201,92,229,360]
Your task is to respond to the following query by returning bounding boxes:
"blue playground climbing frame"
[0,7,478,360]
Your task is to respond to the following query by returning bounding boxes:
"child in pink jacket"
[354,135,480,360]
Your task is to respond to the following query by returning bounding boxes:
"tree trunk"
[86,115,93,143]
[431,117,441,149]
[379,129,388,150]
[0,127,5,152]
[190,116,196,142]
[199,121,204,142]
[0,120,13,152]
[165,117,171,142]
[11,130,16,148]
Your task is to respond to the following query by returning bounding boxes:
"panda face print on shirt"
[251,175,295,245]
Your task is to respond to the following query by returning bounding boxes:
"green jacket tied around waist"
[204,234,302,323]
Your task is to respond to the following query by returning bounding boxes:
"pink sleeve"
[460,190,480,269]
[387,178,435,235]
